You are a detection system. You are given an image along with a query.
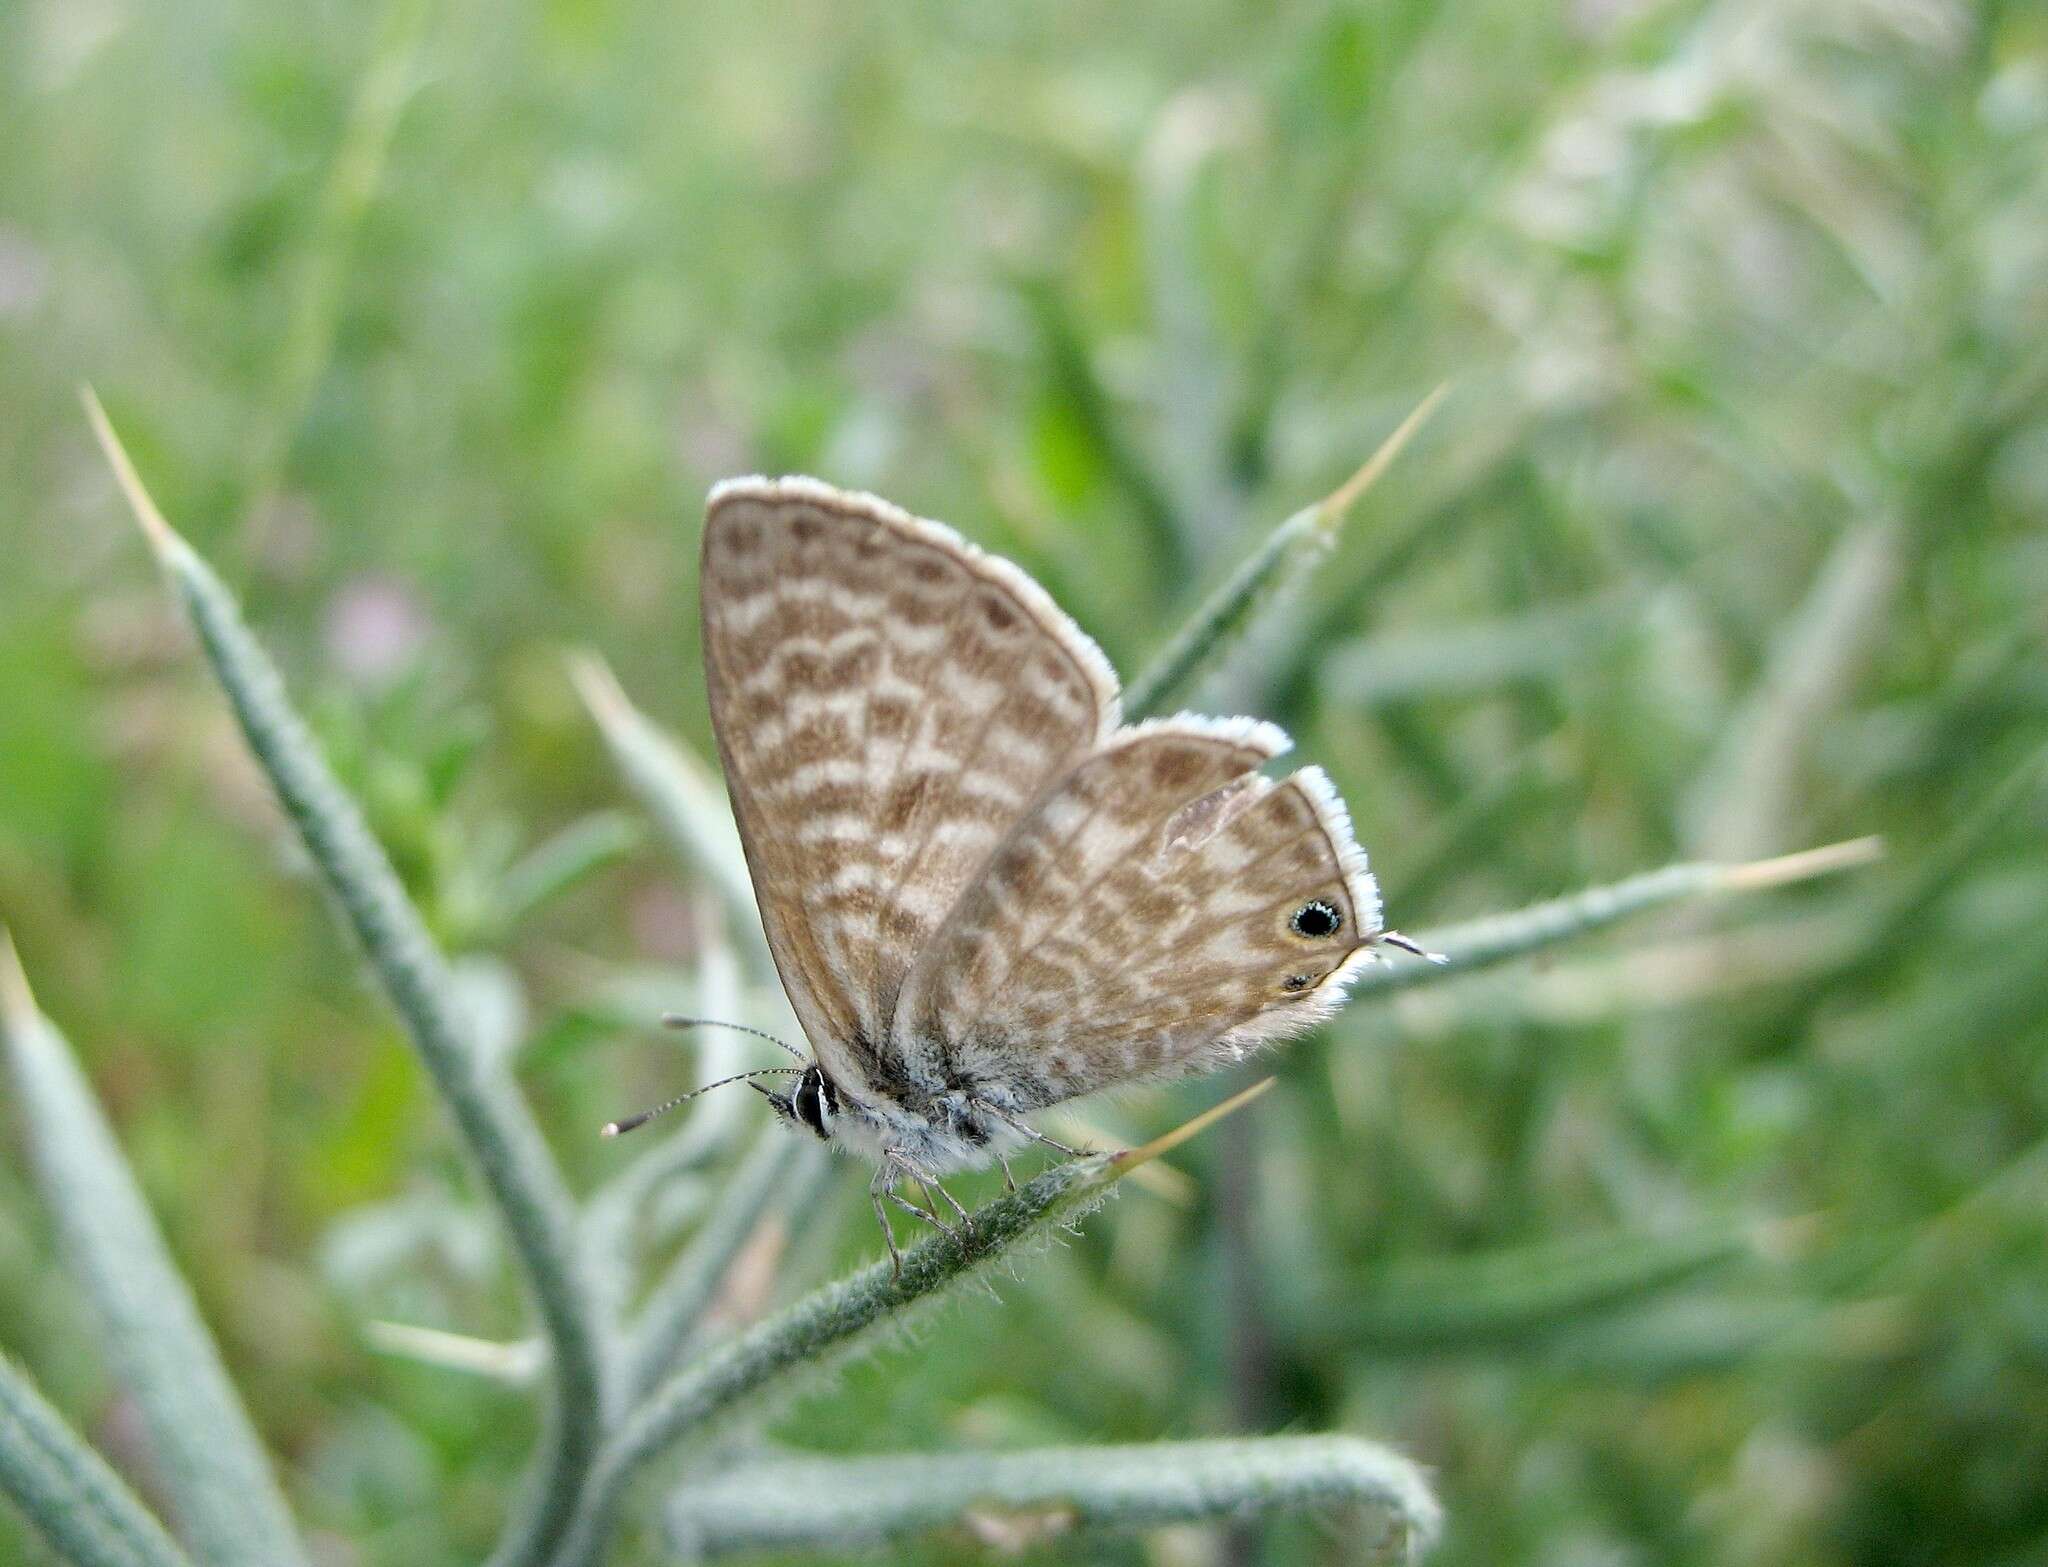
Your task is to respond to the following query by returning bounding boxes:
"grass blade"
[492,810,642,933]
[664,1436,1440,1562]
[1330,1222,1755,1353]
[363,1323,545,1386]
[568,654,774,980]
[1124,386,1445,719]
[238,0,429,561]
[82,394,609,1567]
[551,1082,1275,1564]
[1017,277,1189,575]
[0,936,308,1567]
[1684,523,1904,862]
[1321,592,1634,707]
[1353,838,1885,1000]
[0,1354,195,1567]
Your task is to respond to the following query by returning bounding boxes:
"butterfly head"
[758,1062,840,1141]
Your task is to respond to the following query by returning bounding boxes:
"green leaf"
[0,1352,195,1567]
[83,393,610,1567]
[492,810,643,932]
[0,937,308,1567]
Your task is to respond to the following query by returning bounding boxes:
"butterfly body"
[764,1060,1030,1177]
[695,475,1404,1263]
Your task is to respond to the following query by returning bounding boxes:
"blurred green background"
[3,0,2046,1563]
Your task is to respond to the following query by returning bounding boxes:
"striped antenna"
[660,1013,808,1063]
[601,1066,802,1138]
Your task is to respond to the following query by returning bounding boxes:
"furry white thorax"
[815,1081,1032,1177]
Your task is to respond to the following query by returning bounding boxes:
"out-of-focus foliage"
[2,0,2044,1562]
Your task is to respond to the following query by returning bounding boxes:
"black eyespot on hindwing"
[1290,899,1343,939]
[1282,973,1312,992]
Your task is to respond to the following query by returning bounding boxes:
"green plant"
[0,394,1883,1566]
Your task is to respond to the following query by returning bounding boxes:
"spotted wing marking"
[892,716,1384,1109]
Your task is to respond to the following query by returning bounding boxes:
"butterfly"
[610,476,1430,1268]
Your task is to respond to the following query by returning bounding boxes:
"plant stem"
[663,1436,1440,1562]
[1125,386,1444,720]
[1354,839,1885,999]
[83,393,611,1567]
[0,1354,197,1567]
[549,1084,1272,1565]
[0,936,310,1567]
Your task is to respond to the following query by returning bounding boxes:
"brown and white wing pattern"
[699,477,1118,1101]
[890,716,1384,1109]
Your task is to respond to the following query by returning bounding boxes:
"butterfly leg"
[868,1152,967,1260]
[999,1153,1017,1193]
[887,1184,961,1241]
[971,1098,1085,1160]
[921,1172,973,1232]
[886,1150,973,1242]
[868,1167,905,1278]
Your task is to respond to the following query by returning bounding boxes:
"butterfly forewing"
[699,477,1119,1101]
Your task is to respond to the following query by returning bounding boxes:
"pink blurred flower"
[323,574,432,689]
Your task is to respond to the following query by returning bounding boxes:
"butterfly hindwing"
[699,477,1119,1102]
[892,719,1383,1110]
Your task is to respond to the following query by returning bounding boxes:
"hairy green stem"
[84,395,609,1567]
[548,1082,1271,1567]
[1353,839,1885,999]
[0,937,308,1567]
[1125,387,1444,720]
[0,1355,196,1567]
[664,1436,1441,1561]
[549,1153,1121,1564]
